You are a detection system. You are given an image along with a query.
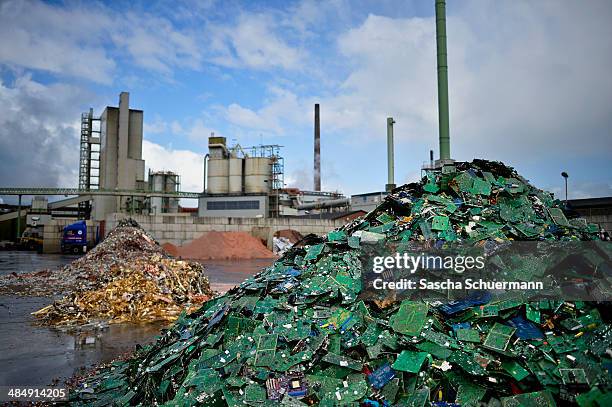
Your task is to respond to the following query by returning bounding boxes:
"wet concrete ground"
[0,251,271,387]
[0,250,80,276]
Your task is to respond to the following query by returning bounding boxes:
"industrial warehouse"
[0,1,611,406]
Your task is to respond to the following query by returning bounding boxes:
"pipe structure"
[435,0,451,160]
[314,103,321,191]
[203,154,209,193]
[386,117,396,192]
[297,197,350,211]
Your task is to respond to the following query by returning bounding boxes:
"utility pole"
[561,172,569,204]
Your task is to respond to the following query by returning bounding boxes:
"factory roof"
[568,196,612,209]
[350,191,388,198]
[104,106,144,113]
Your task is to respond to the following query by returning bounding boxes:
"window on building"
[207,200,260,210]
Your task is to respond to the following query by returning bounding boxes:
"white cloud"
[216,1,612,164]
[225,104,281,134]
[143,117,221,146]
[0,74,86,189]
[0,0,205,83]
[185,119,221,143]
[209,13,303,70]
[0,0,116,83]
[223,87,308,135]
[111,13,204,76]
[333,14,440,136]
[170,121,184,134]
[448,0,612,161]
[144,117,168,135]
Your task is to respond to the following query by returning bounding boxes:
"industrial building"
[92,92,146,220]
[350,191,389,213]
[1,92,353,250]
[76,92,184,220]
[199,136,282,218]
[199,135,346,218]
[148,171,180,214]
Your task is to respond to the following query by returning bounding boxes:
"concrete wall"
[104,213,347,249]
[128,110,143,160]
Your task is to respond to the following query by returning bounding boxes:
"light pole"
[561,172,569,204]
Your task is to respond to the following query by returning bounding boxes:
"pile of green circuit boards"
[70,160,611,406]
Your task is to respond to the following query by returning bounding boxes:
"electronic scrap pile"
[33,219,214,325]
[70,160,610,406]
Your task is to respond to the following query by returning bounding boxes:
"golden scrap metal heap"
[32,219,214,325]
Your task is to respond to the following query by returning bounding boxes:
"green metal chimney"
[435,0,451,160]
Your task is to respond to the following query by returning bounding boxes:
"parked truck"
[61,220,88,254]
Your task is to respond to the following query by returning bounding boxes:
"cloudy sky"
[0,0,611,206]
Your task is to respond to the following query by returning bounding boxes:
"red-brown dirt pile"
[163,231,276,260]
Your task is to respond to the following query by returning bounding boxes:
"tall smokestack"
[314,103,321,191]
[435,0,451,161]
[385,117,396,192]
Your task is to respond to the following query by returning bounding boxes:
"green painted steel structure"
[435,0,451,160]
[386,117,396,192]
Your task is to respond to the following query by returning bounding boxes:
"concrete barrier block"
[184,224,196,232]
[195,224,212,232]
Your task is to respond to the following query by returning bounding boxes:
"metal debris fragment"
[31,219,214,325]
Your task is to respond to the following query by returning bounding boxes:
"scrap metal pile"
[71,160,610,406]
[33,219,214,325]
